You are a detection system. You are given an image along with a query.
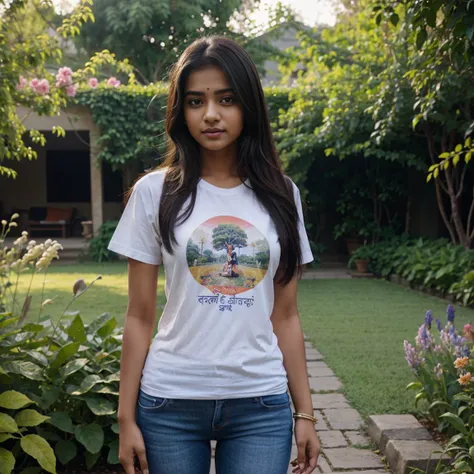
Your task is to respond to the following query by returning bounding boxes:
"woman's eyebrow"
[184,88,234,97]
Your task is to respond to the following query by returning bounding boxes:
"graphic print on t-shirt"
[187,216,270,296]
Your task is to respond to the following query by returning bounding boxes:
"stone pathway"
[286,339,387,474]
[302,269,353,280]
[208,338,389,474]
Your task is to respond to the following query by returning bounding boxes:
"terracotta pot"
[355,259,369,273]
[345,237,362,256]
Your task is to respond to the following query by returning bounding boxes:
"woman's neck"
[199,144,241,182]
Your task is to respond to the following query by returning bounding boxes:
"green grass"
[12,262,166,326]
[298,278,474,419]
[12,263,474,419]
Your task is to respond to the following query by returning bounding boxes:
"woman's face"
[183,65,244,153]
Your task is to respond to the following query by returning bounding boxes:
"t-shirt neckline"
[198,177,250,195]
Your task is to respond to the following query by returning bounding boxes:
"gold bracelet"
[293,412,317,424]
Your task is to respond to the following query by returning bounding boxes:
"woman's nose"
[204,102,220,122]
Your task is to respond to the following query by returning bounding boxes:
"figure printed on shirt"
[221,242,240,277]
[187,216,269,295]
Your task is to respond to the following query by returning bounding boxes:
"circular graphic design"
[187,216,270,295]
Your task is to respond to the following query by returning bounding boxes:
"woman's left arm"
[271,270,320,474]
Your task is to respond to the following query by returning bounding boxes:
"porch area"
[1,105,123,239]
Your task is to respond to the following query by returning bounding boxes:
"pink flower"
[56,67,73,87]
[16,76,27,91]
[107,77,121,88]
[464,323,474,341]
[30,78,39,89]
[66,85,77,97]
[88,77,99,88]
[35,79,50,95]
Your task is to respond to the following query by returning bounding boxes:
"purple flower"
[425,310,433,329]
[436,318,442,332]
[462,347,471,358]
[404,340,422,370]
[447,304,455,323]
[416,324,433,350]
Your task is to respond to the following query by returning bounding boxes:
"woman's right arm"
[118,258,159,474]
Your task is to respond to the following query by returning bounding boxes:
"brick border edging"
[367,415,450,474]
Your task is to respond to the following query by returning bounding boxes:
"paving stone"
[317,453,333,472]
[309,377,342,392]
[324,447,384,470]
[324,408,364,430]
[334,471,386,474]
[211,439,216,457]
[318,430,348,448]
[306,349,324,361]
[308,367,335,377]
[384,439,449,474]
[305,341,314,349]
[345,431,372,446]
[312,393,350,409]
[314,409,330,431]
[367,414,429,448]
[307,361,330,369]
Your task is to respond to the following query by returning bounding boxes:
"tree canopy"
[73,0,291,83]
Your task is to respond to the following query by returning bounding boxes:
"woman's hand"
[291,419,321,473]
[118,420,149,474]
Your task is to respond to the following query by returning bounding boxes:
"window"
[46,150,91,202]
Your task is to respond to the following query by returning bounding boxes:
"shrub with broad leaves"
[0,215,122,473]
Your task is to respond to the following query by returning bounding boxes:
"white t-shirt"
[108,169,313,399]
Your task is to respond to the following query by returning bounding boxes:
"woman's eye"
[188,99,202,106]
[221,96,235,104]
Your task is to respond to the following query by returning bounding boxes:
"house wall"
[261,26,304,86]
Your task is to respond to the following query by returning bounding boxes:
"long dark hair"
[157,35,303,284]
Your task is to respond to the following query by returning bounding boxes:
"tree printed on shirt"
[211,224,248,251]
[186,239,201,266]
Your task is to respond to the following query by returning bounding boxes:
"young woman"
[108,35,320,474]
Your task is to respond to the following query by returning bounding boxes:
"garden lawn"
[298,278,474,419]
[14,262,166,328]
[15,264,474,420]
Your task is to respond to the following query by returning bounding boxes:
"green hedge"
[75,84,291,170]
[350,236,474,306]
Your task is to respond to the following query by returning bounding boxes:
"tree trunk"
[445,166,470,248]
[424,125,458,244]
[405,196,411,234]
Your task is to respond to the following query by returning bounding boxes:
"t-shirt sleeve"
[292,181,314,265]
[108,175,162,265]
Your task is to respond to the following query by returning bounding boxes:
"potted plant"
[333,186,376,256]
[348,243,372,273]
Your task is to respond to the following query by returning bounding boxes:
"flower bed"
[404,304,474,473]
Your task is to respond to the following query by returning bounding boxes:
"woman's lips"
[203,130,224,138]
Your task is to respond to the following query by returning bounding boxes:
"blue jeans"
[136,389,293,474]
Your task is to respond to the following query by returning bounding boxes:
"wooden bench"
[27,207,76,238]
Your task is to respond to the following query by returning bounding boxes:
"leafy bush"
[0,216,122,473]
[450,272,474,308]
[0,311,123,473]
[88,220,119,263]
